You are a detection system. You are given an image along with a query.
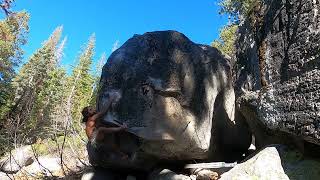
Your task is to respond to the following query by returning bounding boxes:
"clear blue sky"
[12,0,227,70]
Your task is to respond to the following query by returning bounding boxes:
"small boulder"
[220,145,289,180]
[22,156,61,176]
[220,145,320,180]
[194,169,218,180]
[0,145,34,173]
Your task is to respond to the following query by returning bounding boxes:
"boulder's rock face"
[235,0,320,147]
[220,145,320,180]
[90,31,251,170]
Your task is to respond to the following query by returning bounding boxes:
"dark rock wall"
[236,0,320,146]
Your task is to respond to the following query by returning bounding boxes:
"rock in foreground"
[220,145,320,180]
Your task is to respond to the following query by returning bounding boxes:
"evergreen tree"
[33,37,68,137]
[45,37,68,135]
[36,67,67,137]
[0,12,29,112]
[4,26,63,145]
[66,35,95,129]
[219,0,260,22]
[89,52,106,106]
[212,24,238,57]
[213,0,261,57]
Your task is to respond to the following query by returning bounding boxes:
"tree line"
[0,4,104,154]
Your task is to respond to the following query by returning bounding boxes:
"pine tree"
[212,24,238,57]
[4,26,63,146]
[44,37,68,135]
[36,67,67,137]
[89,52,106,106]
[219,0,260,22]
[0,11,29,113]
[34,37,68,137]
[213,0,261,57]
[66,35,95,129]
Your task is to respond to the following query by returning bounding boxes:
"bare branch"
[30,145,55,177]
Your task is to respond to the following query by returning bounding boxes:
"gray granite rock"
[0,145,34,173]
[220,145,320,180]
[220,145,289,180]
[235,0,320,147]
[89,30,252,170]
[21,156,61,176]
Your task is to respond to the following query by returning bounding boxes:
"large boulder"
[235,0,320,148]
[89,30,251,170]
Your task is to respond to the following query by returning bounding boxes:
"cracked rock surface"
[235,0,320,147]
